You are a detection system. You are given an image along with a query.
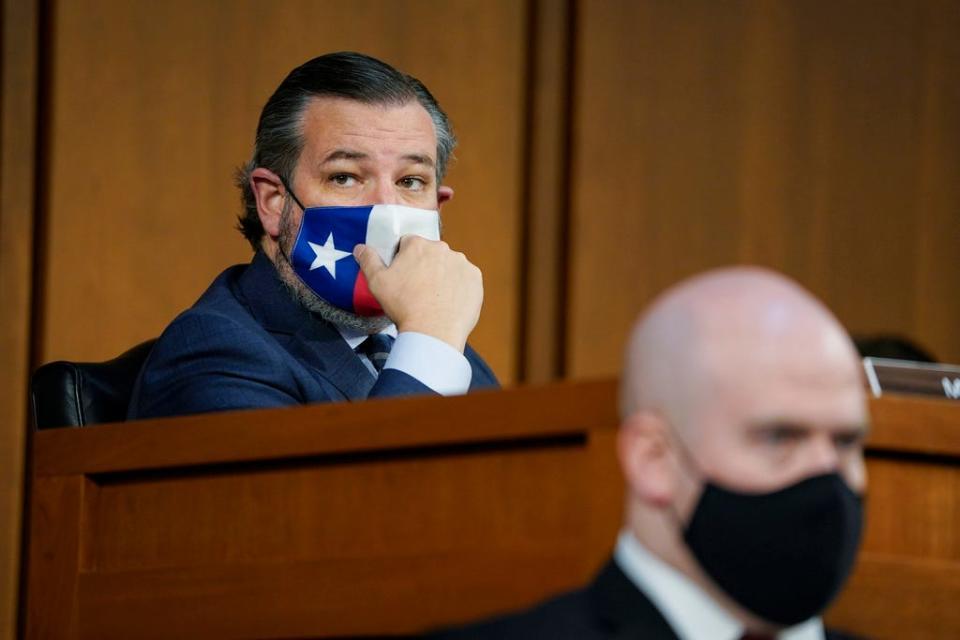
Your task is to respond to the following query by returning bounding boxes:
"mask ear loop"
[274,173,308,268]
[656,413,708,531]
[278,174,307,212]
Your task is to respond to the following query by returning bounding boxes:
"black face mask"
[683,473,863,627]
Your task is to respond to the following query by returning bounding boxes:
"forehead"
[298,96,437,162]
[696,326,867,433]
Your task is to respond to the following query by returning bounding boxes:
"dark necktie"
[740,633,775,640]
[358,333,395,373]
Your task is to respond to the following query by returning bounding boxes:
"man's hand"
[353,236,483,352]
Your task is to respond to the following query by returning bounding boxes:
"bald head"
[621,267,863,446]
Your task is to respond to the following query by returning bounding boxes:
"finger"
[353,244,386,278]
[397,234,422,252]
[398,233,446,251]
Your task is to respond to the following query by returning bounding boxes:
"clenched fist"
[353,235,483,352]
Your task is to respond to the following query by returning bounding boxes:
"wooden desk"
[25,381,622,639]
[23,381,960,639]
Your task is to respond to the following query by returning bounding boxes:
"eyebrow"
[749,420,871,437]
[850,421,871,438]
[402,153,435,168]
[318,149,435,168]
[320,149,369,165]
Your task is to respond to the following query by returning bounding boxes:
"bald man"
[439,267,868,640]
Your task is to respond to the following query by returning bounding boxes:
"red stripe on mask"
[353,272,384,317]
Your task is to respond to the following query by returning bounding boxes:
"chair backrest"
[30,339,157,429]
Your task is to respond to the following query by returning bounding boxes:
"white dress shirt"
[613,530,825,640]
[333,322,472,396]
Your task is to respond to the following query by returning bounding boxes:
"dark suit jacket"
[127,251,498,419]
[434,560,864,640]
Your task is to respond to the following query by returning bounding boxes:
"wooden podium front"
[25,381,623,638]
[23,380,960,639]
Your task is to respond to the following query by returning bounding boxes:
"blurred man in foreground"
[441,267,868,639]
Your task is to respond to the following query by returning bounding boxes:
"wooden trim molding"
[520,0,574,383]
[0,0,40,637]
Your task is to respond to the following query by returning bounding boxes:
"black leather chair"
[30,339,157,429]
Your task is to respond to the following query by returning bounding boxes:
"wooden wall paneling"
[41,0,529,383]
[912,0,960,365]
[567,0,960,378]
[0,0,39,636]
[520,0,573,383]
[568,0,753,378]
[782,1,960,364]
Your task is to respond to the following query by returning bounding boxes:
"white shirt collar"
[333,322,398,350]
[613,530,825,640]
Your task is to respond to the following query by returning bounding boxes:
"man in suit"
[128,52,497,419]
[440,268,867,639]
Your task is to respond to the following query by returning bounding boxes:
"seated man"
[439,267,868,639]
[128,52,498,419]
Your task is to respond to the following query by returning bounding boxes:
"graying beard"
[274,206,391,334]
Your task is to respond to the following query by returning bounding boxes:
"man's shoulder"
[127,260,309,418]
[155,262,270,350]
[188,262,255,317]
[432,559,674,640]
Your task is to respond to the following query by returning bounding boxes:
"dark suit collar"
[235,251,375,400]
[588,559,680,640]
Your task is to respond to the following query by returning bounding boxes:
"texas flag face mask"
[287,204,440,316]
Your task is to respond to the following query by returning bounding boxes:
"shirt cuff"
[383,331,472,396]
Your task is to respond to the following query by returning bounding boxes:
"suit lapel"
[588,560,680,640]
[291,322,375,400]
[235,252,375,400]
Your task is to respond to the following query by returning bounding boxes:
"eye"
[330,174,357,187]
[397,176,427,191]
[833,431,864,450]
[757,426,805,446]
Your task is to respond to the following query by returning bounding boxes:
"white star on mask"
[308,232,351,279]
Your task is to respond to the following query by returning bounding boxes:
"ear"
[437,185,454,208]
[617,411,678,509]
[250,167,287,239]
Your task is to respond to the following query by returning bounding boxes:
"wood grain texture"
[76,553,594,639]
[22,385,960,638]
[74,447,611,638]
[27,380,624,639]
[0,0,39,636]
[826,553,960,640]
[34,379,618,476]
[860,456,960,561]
[828,395,960,638]
[867,394,960,457]
[521,0,573,383]
[567,0,960,378]
[24,476,88,639]
[39,0,528,383]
